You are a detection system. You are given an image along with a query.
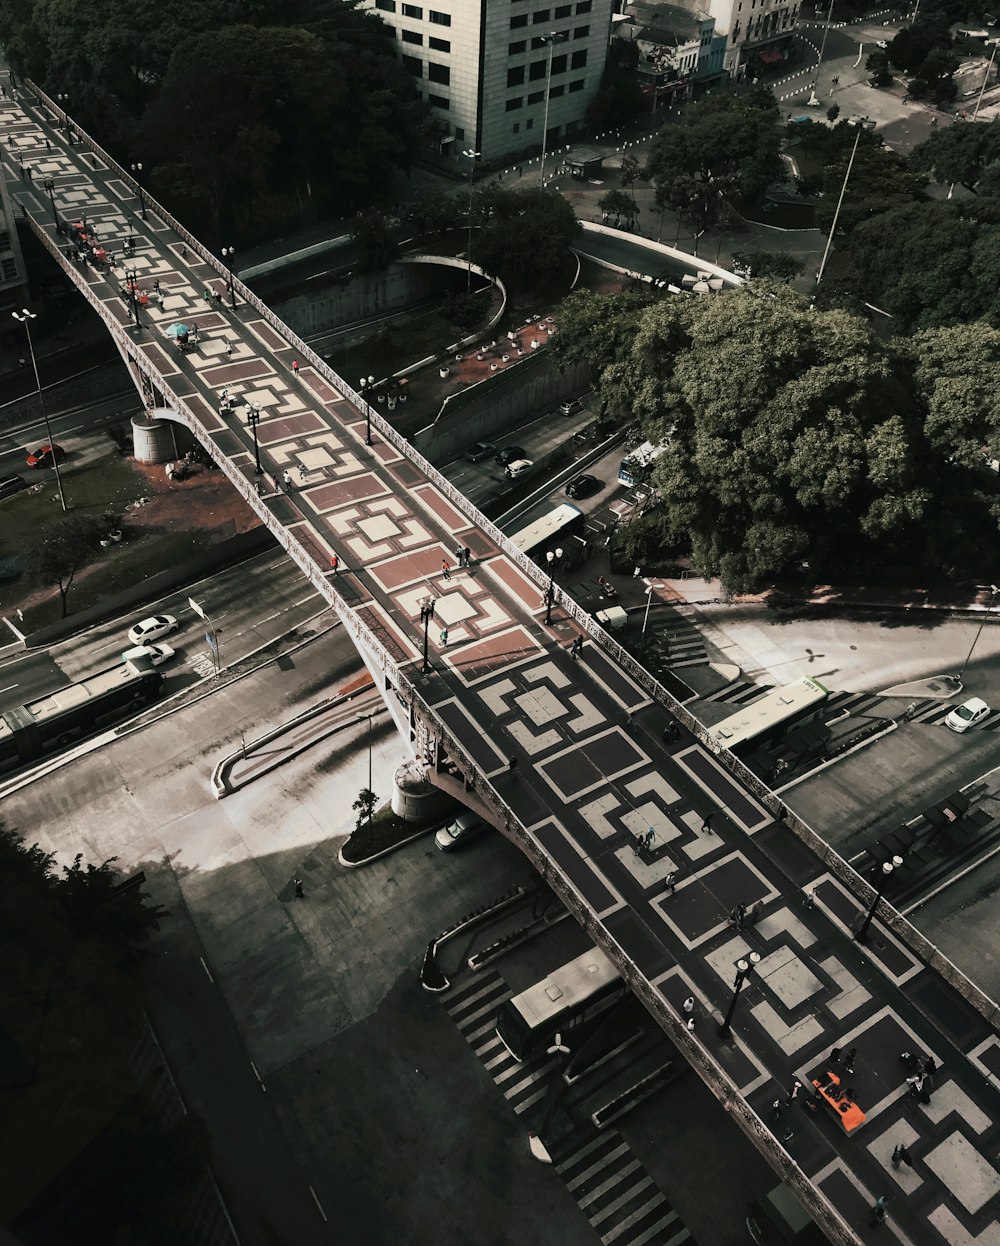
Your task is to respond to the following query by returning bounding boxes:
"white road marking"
[308,1187,328,1222]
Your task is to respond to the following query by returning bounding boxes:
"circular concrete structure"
[131,408,178,464]
[392,758,455,822]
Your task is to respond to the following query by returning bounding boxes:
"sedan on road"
[465,441,497,463]
[945,697,991,733]
[566,473,601,499]
[127,614,180,645]
[122,642,176,667]
[26,444,65,469]
[495,445,526,467]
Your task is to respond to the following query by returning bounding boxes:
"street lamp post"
[359,374,376,446]
[462,148,480,294]
[809,0,835,100]
[245,403,262,476]
[188,596,221,675]
[130,163,147,221]
[12,309,66,512]
[221,246,237,309]
[124,268,143,333]
[358,711,376,796]
[855,856,903,944]
[718,951,761,1039]
[42,176,57,225]
[420,597,437,673]
[544,547,563,626]
[538,31,568,188]
[956,584,999,682]
[56,93,71,143]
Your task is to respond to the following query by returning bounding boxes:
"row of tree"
[553,286,1000,591]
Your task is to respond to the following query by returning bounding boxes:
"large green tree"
[815,140,928,235]
[473,187,580,287]
[911,117,1000,195]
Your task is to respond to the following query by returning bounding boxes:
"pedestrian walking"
[154,278,160,293]
[870,1195,888,1227]
[844,1046,857,1074]
[463,546,472,568]
[156,294,164,310]
[282,469,293,491]
[45,137,50,150]
[891,1143,913,1169]
[455,546,465,567]
[26,165,32,181]
[439,626,449,646]
[508,755,518,774]
[226,342,233,359]
[294,878,305,898]
[701,813,715,834]
[292,359,300,375]
[682,996,695,1014]
[923,1056,937,1079]
[644,827,655,852]
[830,1046,841,1066]
[788,1079,803,1104]
[571,635,585,659]
[770,1099,784,1123]
[686,1016,696,1032]
[330,554,339,574]
[665,870,677,894]
[625,712,635,732]
[441,560,451,580]
[731,902,746,928]
[214,291,223,308]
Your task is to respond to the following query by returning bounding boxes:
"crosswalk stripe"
[557,1131,619,1175]
[565,1141,632,1191]
[595,1187,660,1234]
[512,1085,550,1114]
[615,1210,682,1246]
[580,1162,645,1212]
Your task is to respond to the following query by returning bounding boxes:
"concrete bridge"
[5,78,1000,1246]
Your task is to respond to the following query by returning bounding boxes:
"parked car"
[560,399,584,417]
[566,473,601,499]
[876,38,888,47]
[121,642,176,667]
[26,443,65,469]
[0,474,27,501]
[466,441,497,463]
[435,810,488,852]
[505,458,533,480]
[496,445,526,466]
[127,614,179,645]
[945,697,991,733]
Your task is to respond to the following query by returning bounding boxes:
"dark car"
[465,441,497,463]
[0,474,27,500]
[566,473,601,499]
[26,443,65,469]
[496,445,526,466]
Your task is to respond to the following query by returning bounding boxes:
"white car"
[122,642,176,667]
[945,697,991,733]
[127,614,179,645]
[505,458,533,480]
[876,38,888,47]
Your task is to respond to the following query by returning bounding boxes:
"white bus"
[618,439,668,487]
[508,502,586,564]
[495,945,627,1061]
[706,676,829,755]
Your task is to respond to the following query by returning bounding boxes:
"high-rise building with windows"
[363,0,616,165]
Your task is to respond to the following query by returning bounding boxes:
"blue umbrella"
[165,323,189,338]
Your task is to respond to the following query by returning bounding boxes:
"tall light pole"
[359,374,376,446]
[816,126,861,287]
[245,403,262,476]
[358,711,376,796]
[808,0,835,102]
[188,596,220,675]
[538,31,568,187]
[12,309,66,512]
[130,163,147,221]
[956,584,999,682]
[641,580,662,639]
[56,93,71,143]
[718,951,761,1039]
[462,148,480,294]
[221,245,237,309]
[972,43,999,122]
[855,856,903,944]
[420,597,437,673]
[544,547,562,626]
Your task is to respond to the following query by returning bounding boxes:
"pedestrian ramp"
[440,972,695,1246]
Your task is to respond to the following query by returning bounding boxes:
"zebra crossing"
[440,972,695,1246]
[647,618,706,669]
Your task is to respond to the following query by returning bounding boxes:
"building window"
[513,122,520,133]
[455,127,464,140]
[402,3,422,15]
[529,59,547,80]
[1,257,17,279]
[506,96,524,110]
[569,77,584,92]
[429,9,451,24]
[510,13,528,27]
[509,39,526,53]
[0,231,9,250]
[375,0,396,10]
[507,65,526,86]
[576,0,591,10]
[555,2,571,13]
[551,53,567,73]
[526,117,534,129]
[429,93,450,108]
[532,8,552,22]
[571,48,587,68]
[528,89,545,103]
[402,29,423,43]
[574,24,589,38]
[429,35,450,50]
[402,53,422,74]
[428,61,450,83]
[549,83,564,97]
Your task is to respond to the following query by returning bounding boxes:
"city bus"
[495,945,628,1061]
[706,676,829,755]
[618,439,668,487]
[0,656,164,774]
[508,502,587,566]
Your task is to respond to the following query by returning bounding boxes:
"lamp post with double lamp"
[13,309,66,512]
[130,163,147,221]
[538,31,569,188]
[855,855,904,945]
[358,374,376,446]
[420,597,437,673]
[956,584,1000,683]
[718,951,761,1040]
[41,176,57,225]
[123,269,143,334]
[357,711,377,798]
[544,547,563,626]
[56,93,71,143]
[221,245,237,309]
[245,403,263,476]
[462,148,480,294]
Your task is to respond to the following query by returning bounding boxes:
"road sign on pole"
[189,596,208,621]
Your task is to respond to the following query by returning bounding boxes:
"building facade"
[0,175,28,316]
[363,0,616,165]
[705,0,799,81]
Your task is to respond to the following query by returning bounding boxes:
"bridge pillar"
[131,409,180,464]
[391,758,457,823]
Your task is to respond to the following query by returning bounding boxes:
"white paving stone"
[750,1001,824,1055]
[920,1080,993,1135]
[756,906,817,949]
[565,694,604,735]
[757,945,824,1009]
[579,793,620,840]
[626,771,681,806]
[928,1204,1000,1246]
[924,1132,1000,1215]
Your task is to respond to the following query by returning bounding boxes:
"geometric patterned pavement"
[7,83,1000,1246]
[442,970,694,1246]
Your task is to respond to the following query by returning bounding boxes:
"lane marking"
[199,955,214,982]
[309,1186,328,1222]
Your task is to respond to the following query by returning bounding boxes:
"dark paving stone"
[683,750,768,828]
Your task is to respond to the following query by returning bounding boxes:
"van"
[506,459,533,480]
[747,1184,826,1245]
[0,474,27,501]
[560,399,583,417]
[434,810,487,852]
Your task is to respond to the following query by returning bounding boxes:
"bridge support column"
[391,758,458,823]
[131,409,180,464]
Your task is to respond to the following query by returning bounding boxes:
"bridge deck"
[5,82,1000,1246]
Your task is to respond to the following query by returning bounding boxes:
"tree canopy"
[473,187,580,286]
[910,118,1000,195]
[25,512,108,617]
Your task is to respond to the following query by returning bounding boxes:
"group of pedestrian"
[569,635,585,660]
[900,1050,936,1102]
[454,545,472,568]
[830,1044,858,1075]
